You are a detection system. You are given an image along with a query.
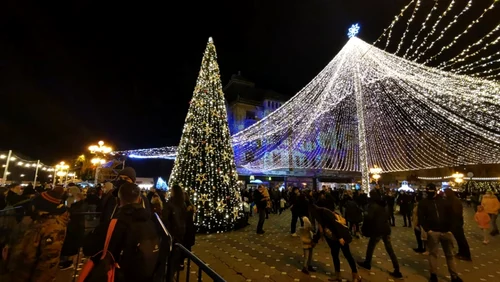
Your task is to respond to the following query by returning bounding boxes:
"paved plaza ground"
[57,205,500,282]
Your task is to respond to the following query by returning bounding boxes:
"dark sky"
[0,0,497,170]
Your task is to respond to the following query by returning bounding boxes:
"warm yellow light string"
[440,25,500,69]
[373,0,415,49]
[403,0,440,59]
[424,0,499,65]
[395,0,422,55]
[471,66,500,77]
[421,0,474,63]
[410,0,457,61]
[454,51,500,74]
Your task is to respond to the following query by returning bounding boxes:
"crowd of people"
[0,167,196,282]
[246,184,500,282]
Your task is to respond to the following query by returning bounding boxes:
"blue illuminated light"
[348,23,360,38]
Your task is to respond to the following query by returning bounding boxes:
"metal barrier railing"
[170,243,226,282]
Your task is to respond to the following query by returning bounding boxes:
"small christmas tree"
[169,37,242,233]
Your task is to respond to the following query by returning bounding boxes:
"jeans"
[402,211,412,227]
[257,208,266,232]
[489,213,498,233]
[451,225,471,258]
[388,209,395,226]
[427,231,458,277]
[291,211,304,234]
[364,235,400,271]
[325,237,357,273]
[303,248,313,268]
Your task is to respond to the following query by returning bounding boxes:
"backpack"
[118,219,160,280]
[78,219,118,282]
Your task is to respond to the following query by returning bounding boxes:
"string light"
[168,37,242,233]
[231,37,500,177]
[395,0,422,56]
[439,25,500,69]
[453,51,500,74]
[379,0,416,50]
[424,0,498,65]
[403,0,440,59]
[111,147,178,160]
[409,0,457,62]
[0,151,53,171]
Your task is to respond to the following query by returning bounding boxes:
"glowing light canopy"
[348,23,360,38]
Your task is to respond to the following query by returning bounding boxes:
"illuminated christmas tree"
[169,37,242,233]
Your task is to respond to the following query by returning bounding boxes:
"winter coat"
[83,203,160,282]
[314,206,352,244]
[162,200,187,243]
[184,200,196,248]
[344,198,363,223]
[418,197,453,233]
[100,188,151,223]
[61,200,88,256]
[298,217,315,249]
[6,201,69,282]
[362,201,391,237]
[475,211,490,229]
[447,195,464,228]
[481,195,500,215]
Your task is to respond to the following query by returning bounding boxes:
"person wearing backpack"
[83,182,161,282]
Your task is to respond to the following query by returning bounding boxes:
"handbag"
[78,219,118,282]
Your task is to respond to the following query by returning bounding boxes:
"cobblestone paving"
[56,206,500,281]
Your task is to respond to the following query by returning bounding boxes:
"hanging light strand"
[403,0,440,59]
[395,0,422,55]
[423,0,498,65]
[373,0,415,49]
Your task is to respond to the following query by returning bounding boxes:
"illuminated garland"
[395,0,422,56]
[439,25,500,69]
[424,0,498,65]
[409,0,457,62]
[454,52,500,74]
[0,151,54,171]
[375,0,416,50]
[231,37,500,176]
[111,147,178,160]
[403,0,440,59]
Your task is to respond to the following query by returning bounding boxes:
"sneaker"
[451,276,463,282]
[328,272,342,282]
[58,261,73,270]
[352,273,362,282]
[307,266,316,272]
[356,260,371,270]
[429,274,438,282]
[257,230,265,234]
[454,254,472,261]
[291,233,298,237]
[483,240,490,245]
[423,251,429,255]
[390,270,403,279]
[413,248,425,253]
[301,267,309,275]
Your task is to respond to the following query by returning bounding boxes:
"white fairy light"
[231,37,500,175]
[439,25,500,69]
[402,0,440,59]
[424,0,498,65]
[112,147,178,160]
[395,0,422,56]
[377,0,416,50]
[409,0,457,62]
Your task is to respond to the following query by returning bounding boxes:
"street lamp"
[53,161,69,186]
[88,141,112,185]
[370,165,382,184]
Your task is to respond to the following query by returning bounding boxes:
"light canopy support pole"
[2,150,12,185]
[33,160,40,187]
[353,65,370,193]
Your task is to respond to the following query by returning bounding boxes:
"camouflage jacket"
[7,211,69,282]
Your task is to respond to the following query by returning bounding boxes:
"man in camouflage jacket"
[6,186,69,282]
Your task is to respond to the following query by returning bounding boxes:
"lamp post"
[53,162,69,186]
[1,150,13,185]
[369,165,383,185]
[88,141,112,185]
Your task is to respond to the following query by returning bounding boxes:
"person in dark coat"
[163,185,187,279]
[290,188,307,236]
[344,191,363,238]
[358,190,403,279]
[444,189,472,261]
[59,191,88,269]
[100,167,151,222]
[386,191,396,226]
[311,204,361,282]
[180,192,196,270]
[398,192,412,227]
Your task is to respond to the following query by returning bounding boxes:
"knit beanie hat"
[118,167,136,183]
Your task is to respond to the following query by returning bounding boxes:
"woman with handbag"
[310,204,361,282]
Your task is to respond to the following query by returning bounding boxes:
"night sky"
[0,0,497,177]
